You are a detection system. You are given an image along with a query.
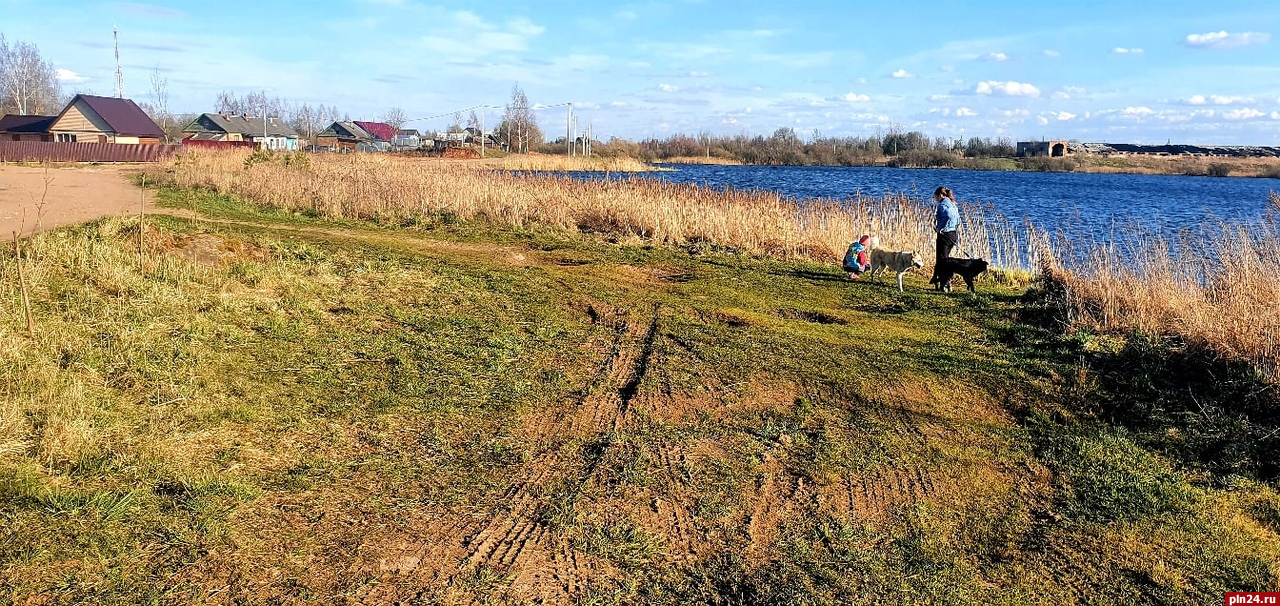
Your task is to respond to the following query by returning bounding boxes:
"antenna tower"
[113,24,124,98]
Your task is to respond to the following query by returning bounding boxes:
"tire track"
[357,303,663,604]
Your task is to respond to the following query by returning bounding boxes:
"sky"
[5,0,1280,144]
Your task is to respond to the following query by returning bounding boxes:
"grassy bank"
[1,182,1278,603]
[158,150,1026,271]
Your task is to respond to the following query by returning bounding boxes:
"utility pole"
[566,103,572,157]
[113,24,124,98]
[480,109,485,157]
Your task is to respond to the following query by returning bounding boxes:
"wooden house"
[182,113,300,150]
[47,94,165,144]
[316,121,374,152]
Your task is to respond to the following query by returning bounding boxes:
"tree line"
[609,129,1018,166]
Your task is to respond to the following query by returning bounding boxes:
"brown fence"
[181,139,257,150]
[0,141,182,163]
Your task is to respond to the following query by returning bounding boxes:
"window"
[55,133,78,142]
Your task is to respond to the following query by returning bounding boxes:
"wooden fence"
[0,141,182,163]
[180,140,257,150]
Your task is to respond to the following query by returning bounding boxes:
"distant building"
[182,112,300,150]
[47,94,165,144]
[0,114,57,141]
[317,121,372,152]
[353,121,396,151]
[392,129,421,150]
[1016,140,1070,158]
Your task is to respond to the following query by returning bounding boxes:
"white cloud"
[609,101,628,107]
[1051,111,1077,121]
[1224,108,1266,120]
[687,71,713,78]
[927,94,952,102]
[657,83,679,92]
[891,69,912,79]
[1186,94,1255,106]
[979,52,1008,62]
[55,68,87,83]
[1184,31,1271,49]
[955,107,978,117]
[1211,95,1255,105]
[1052,85,1087,100]
[840,92,870,102]
[855,77,867,85]
[1002,108,1030,118]
[1273,112,1280,120]
[975,80,1040,97]
[1112,47,1144,54]
[1043,49,1061,57]
[1037,116,1050,125]
[1123,106,1155,116]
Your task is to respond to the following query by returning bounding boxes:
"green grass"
[0,185,1277,603]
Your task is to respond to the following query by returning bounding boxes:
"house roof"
[184,113,299,138]
[353,121,396,141]
[318,121,373,141]
[0,114,57,133]
[396,129,420,137]
[57,94,165,138]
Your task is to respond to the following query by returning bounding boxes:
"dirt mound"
[441,147,482,159]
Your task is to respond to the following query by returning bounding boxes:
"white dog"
[869,249,925,292]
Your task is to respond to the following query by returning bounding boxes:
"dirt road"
[0,164,153,238]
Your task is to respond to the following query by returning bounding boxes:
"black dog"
[932,257,988,292]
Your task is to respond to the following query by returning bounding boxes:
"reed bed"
[473,153,653,173]
[655,156,745,166]
[161,149,1017,266]
[1044,194,1280,377]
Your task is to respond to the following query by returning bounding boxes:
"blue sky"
[6,0,1280,144]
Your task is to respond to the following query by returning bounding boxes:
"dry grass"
[655,156,744,166]
[158,149,1021,267]
[1042,195,1280,376]
[474,153,653,172]
[1076,154,1280,178]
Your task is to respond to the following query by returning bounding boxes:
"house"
[392,129,421,150]
[350,120,394,147]
[0,114,57,141]
[316,121,374,152]
[47,94,165,144]
[182,112,300,150]
[1016,140,1069,158]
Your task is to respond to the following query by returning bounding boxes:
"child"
[843,234,873,279]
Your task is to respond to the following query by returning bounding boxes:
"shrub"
[1207,163,1233,177]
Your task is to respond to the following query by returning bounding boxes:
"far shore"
[649,152,1280,178]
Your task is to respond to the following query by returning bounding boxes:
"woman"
[929,186,960,286]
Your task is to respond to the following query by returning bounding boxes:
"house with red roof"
[47,94,166,144]
[317,120,395,152]
[353,121,396,144]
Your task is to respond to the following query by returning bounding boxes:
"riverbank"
[1,183,1277,602]
[648,152,1280,178]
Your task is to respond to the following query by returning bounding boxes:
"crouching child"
[843,234,873,279]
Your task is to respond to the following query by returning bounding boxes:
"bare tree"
[467,109,481,133]
[381,107,408,132]
[0,34,60,115]
[214,90,283,118]
[148,67,172,140]
[497,83,541,153]
[448,111,464,134]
